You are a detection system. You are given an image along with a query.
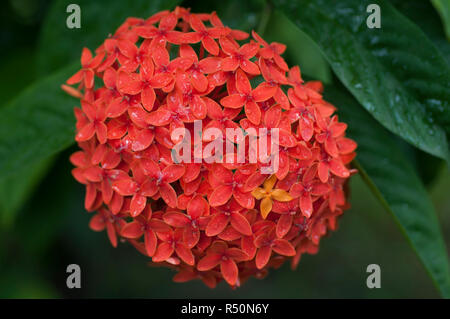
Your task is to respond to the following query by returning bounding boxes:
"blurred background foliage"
[0,0,449,298]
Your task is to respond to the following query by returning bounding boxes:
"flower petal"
[300,193,313,218]
[255,246,272,269]
[208,185,233,207]
[159,182,178,208]
[147,109,172,126]
[112,178,137,196]
[144,230,158,256]
[220,258,238,286]
[230,212,252,236]
[220,94,245,109]
[163,211,190,227]
[130,194,147,217]
[141,87,156,111]
[244,101,261,125]
[260,196,272,219]
[175,244,195,265]
[205,213,229,236]
[271,189,292,202]
[233,190,255,209]
[197,253,221,271]
[152,242,175,262]
[163,164,186,183]
[276,214,293,238]
[121,221,144,238]
[273,239,296,256]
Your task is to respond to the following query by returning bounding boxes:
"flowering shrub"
[64,7,357,288]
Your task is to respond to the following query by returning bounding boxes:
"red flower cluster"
[63,7,357,288]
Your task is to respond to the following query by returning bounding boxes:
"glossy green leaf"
[325,83,450,298]
[0,64,78,182]
[12,149,82,257]
[390,0,450,65]
[0,158,55,228]
[0,49,46,228]
[273,0,450,161]
[36,0,180,75]
[0,49,36,103]
[431,0,450,41]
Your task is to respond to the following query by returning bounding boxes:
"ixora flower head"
[63,7,357,288]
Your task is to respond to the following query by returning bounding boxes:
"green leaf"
[12,149,82,257]
[390,0,450,65]
[0,157,55,228]
[0,49,36,104]
[325,83,450,298]
[0,63,78,182]
[0,47,55,229]
[431,0,450,41]
[273,0,450,161]
[0,48,51,227]
[36,0,180,75]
